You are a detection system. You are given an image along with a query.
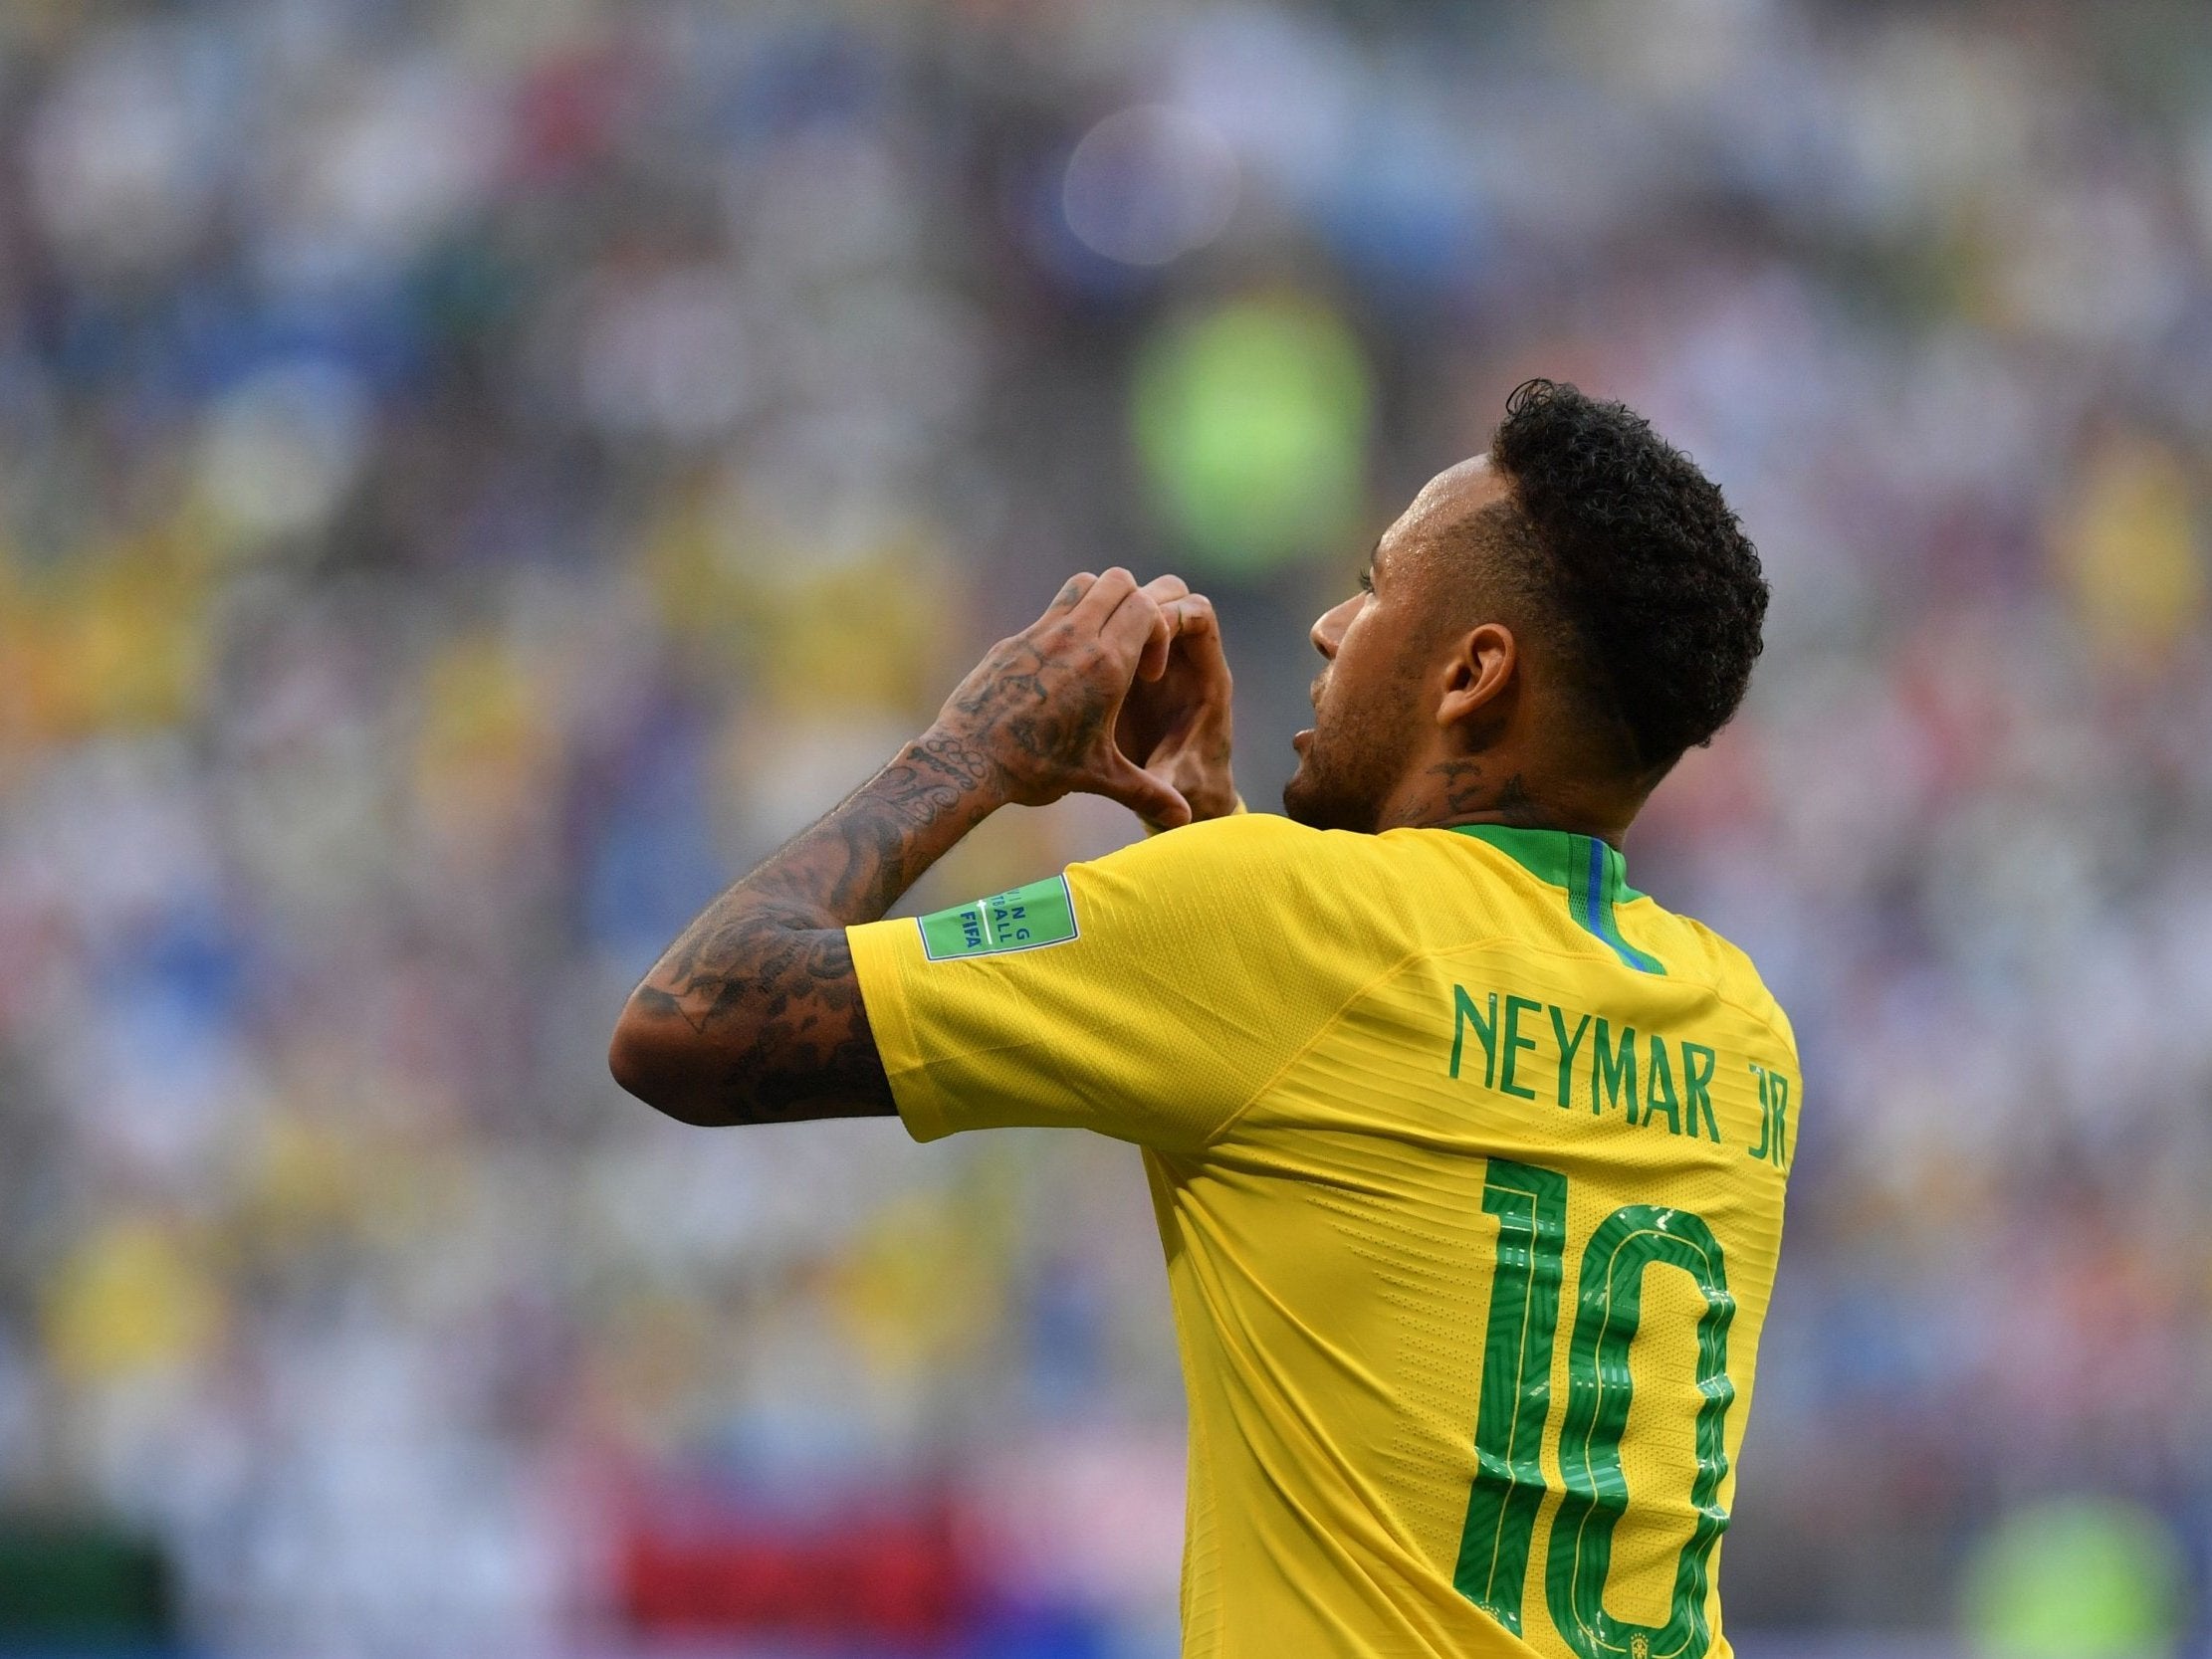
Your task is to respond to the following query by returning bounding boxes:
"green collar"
[1446,825,1663,975]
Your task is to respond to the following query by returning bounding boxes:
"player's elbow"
[608,998,733,1127]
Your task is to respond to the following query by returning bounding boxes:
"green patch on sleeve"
[916,876,1080,960]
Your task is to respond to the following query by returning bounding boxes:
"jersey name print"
[847,812,1801,1659]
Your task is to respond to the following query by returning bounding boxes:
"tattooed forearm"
[612,567,1188,1128]
[609,729,1007,1127]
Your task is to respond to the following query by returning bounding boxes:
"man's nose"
[1311,597,1351,659]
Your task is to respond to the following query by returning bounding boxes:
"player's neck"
[1381,752,1631,847]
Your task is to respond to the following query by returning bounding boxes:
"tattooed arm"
[608,568,1206,1127]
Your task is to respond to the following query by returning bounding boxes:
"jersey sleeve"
[847,813,1356,1153]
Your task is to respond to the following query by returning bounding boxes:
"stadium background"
[1,0,2210,1654]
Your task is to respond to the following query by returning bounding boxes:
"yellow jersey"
[848,812,1800,1659]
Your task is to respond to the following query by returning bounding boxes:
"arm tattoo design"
[617,729,1003,1126]
[618,572,1167,1127]
[945,636,1118,797]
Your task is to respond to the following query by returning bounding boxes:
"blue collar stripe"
[1585,834,1665,976]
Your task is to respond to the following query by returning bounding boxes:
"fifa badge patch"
[916,876,1079,960]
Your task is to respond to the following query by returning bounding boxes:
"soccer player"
[610,380,1793,1659]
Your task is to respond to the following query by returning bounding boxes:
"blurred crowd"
[3,0,2212,1653]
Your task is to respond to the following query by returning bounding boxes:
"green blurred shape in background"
[1134,297,1374,575]
[0,1520,172,1647]
[1959,1496,2184,1659]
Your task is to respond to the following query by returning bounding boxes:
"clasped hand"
[932,568,1237,831]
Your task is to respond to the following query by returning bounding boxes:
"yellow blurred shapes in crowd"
[44,1217,225,1386]
[831,1192,1005,1382]
[236,1104,371,1245]
[414,631,563,853]
[0,531,213,748]
[2053,434,2206,667]
[643,477,955,720]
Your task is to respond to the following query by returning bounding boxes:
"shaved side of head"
[1284,381,1766,836]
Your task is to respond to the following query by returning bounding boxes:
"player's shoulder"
[1080,812,1423,941]
[1104,810,1476,905]
[1101,809,1363,877]
[1633,899,1799,1055]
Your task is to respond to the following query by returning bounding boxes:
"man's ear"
[1436,622,1517,735]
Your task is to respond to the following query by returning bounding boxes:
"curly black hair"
[1485,379,1768,778]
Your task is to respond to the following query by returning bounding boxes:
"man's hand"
[611,568,1214,1129]
[1117,575,1237,826]
[934,567,1195,830]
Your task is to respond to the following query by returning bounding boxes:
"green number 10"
[1453,1159,1737,1659]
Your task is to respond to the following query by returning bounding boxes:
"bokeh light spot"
[1133,297,1373,574]
[1959,1496,2186,1659]
[1062,105,1239,268]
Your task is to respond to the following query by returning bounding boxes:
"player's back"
[849,812,1801,1659]
[1143,818,1798,1659]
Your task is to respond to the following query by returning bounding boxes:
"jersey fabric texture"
[846,812,1801,1659]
